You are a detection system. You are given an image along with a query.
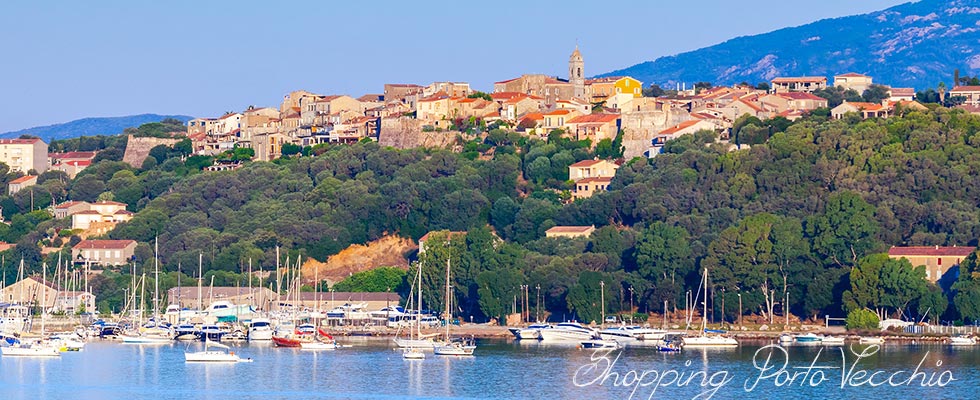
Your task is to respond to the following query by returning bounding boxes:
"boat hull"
[681,336,738,347]
[185,351,241,362]
[1,344,61,357]
[434,344,476,356]
[272,336,303,348]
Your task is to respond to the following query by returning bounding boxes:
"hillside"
[1,114,193,141]
[601,0,980,89]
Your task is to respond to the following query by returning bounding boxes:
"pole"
[628,286,634,324]
[738,293,742,329]
[600,280,605,325]
[535,284,540,322]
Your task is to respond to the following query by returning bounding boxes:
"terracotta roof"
[494,77,520,84]
[357,94,384,102]
[567,114,619,124]
[0,138,42,145]
[545,226,594,234]
[66,160,91,167]
[840,101,885,111]
[504,94,544,104]
[835,72,869,78]
[569,159,611,168]
[734,98,764,112]
[522,112,544,120]
[54,201,89,209]
[888,246,973,257]
[50,151,97,160]
[772,76,827,83]
[114,210,134,215]
[490,92,524,101]
[660,120,703,136]
[9,175,36,185]
[951,86,980,92]
[74,239,137,250]
[418,91,451,102]
[889,88,915,96]
[218,113,240,120]
[956,104,980,113]
[545,109,573,116]
[73,210,101,215]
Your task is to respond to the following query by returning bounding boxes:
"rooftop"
[888,246,974,257]
[9,175,37,185]
[545,226,595,234]
[73,239,137,250]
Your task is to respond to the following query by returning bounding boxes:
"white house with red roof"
[70,201,133,234]
[950,86,980,106]
[568,159,619,182]
[7,175,36,195]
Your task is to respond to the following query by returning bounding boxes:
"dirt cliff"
[302,235,416,285]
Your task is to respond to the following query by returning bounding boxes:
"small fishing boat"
[580,339,621,350]
[794,333,824,343]
[949,335,977,346]
[402,347,425,360]
[434,337,477,355]
[185,339,251,363]
[271,335,304,348]
[821,336,845,346]
[858,337,885,344]
[657,340,682,353]
[778,333,794,344]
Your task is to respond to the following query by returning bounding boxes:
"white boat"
[599,326,668,342]
[794,333,824,343]
[681,268,738,348]
[581,339,621,350]
[185,339,250,362]
[1,341,61,357]
[49,334,86,351]
[510,323,551,340]
[821,336,845,346]
[402,347,425,360]
[859,337,885,344]
[394,260,445,350]
[778,333,794,344]
[949,335,977,346]
[247,319,274,341]
[0,304,31,335]
[121,335,172,344]
[203,301,256,319]
[538,322,598,342]
[434,338,476,356]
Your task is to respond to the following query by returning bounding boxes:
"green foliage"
[332,267,407,293]
[845,308,880,330]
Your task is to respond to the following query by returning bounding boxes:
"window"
[938,258,942,265]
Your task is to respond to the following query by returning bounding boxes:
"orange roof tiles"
[567,114,619,124]
[74,239,137,250]
[659,120,703,136]
[9,175,36,184]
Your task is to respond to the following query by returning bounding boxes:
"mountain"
[601,0,980,90]
[0,114,193,141]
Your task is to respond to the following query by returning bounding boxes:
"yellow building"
[887,246,974,283]
[0,138,48,173]
[587,76,643,102]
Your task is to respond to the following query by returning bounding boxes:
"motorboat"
[682,333,739,347]
[1,340,61,357]
[272,335,304,348]
[203,301,256,320]
[599,326,668,342]
[223,329,247,343]
[598,326,637,343]
[859,337,885,344]
[949,335,977,346]
[0,304,31,335]
[821,336,845,346]
[174,324,200,341]
[434,337,477,356]
[49,334,86,351]
[370,306,406,319]
[580,339,621,350]
[657,340,683,353]
[247,319,274,341]
[98,323,124,339]
[510,323,551,340]
[185,339,251,362]
[199,325,226,342]
[794,333,824,343]
[778,333,794,344]
[538,322,598,342]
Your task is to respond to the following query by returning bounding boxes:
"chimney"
[935,245,939,250]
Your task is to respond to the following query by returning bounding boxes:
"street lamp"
[628,286,634,324]
[599,280,605,325]
[737,293,743,329]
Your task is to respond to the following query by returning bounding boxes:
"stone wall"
[377,117,461,149]
[620,111,692,159]
[122,135,181,168]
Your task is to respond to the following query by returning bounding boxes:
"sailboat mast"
[444,258,451,340]
[417,261,423,339]
[198,253,203,311]
[702,268,708,334]
[154,237,160,325]
[41,263,46,337]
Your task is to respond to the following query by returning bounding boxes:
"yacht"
[174,324,200,341]
[538,322,598,342]
[794,333,824,343]
[599,326,668,342]
[778,333,794,344]
[949,335,977,346]
[203,301,256,320]
[858,337,885,344]
[681,269,739,348]
[509,323,551,340]
[434,337,476,356]
[0,304,31,335]
[247,318,274,341]
[1,340,61,357]
[580,339,621,350]
[199,325,226,342]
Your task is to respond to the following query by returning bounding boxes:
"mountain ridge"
[600,0,980,90]
[1,114,193,141]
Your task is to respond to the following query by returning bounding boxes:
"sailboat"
[185,337,251,362]
[433,259,476,356]
[394,260,444,350]
[121,238,172,344]
[682,268,738,347]
[2,263,60,357]
[401,262,426,359]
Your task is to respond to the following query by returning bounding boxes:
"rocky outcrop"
[122,135,181,168]
[301,235,416,285]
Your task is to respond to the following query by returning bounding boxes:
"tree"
[281,143,303,156]
[332,267,407,292]
[805,191,881,268]
[468,91,492,101]
[845,308,880,330]
[476,268,523,324]
[862,84,891,104]
[643,84,665,97]
[633,222,693,306]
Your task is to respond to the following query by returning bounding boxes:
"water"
[1,338,978,399]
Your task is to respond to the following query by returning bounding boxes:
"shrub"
[846,309,880,330]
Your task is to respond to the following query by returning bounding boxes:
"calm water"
[1,338,978,399]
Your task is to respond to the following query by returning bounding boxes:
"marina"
[2,338,979,398]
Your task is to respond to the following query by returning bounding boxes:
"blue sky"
[0,0,909,133]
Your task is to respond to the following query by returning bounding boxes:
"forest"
[4,107,980,325]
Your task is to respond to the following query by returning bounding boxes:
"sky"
[0,0,910,133]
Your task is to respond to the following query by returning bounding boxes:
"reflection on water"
[0,339,978,399]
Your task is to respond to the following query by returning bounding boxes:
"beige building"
[950,86,980,106]
[887,246,974,283]
[0,138,48,173]
[417,91,459,123]
[1,277,95,312]
[833,73,874,93]
[771,76,828,93]
[7,175,37,195]
[568,159,619,182]
[70,201,133,233]
[72,239,138,266]
[759,92,829,112]
[423,82,472,98]
[252,132,291,162]
[573,177,613,200]
[545,225,596,239]
[53,201,92,219]
[565,114,621,144]
[501,95,544,121]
